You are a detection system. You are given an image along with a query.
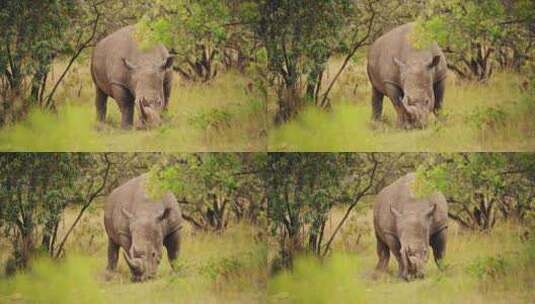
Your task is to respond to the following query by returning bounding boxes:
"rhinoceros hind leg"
[375,236,390,272]
[433,79,446,115]
[430,228,447,268]
[164,230,181,268]
[95,87,108,123]
[371,86,384,120]
[107,238,119,271]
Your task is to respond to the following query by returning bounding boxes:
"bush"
[269,254,365,304]
[466,106,508,133]
[188,108,233,132]
[467,256,509,280]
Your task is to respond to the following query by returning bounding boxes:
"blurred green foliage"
[0,256,104,304]
[269,254,364,304]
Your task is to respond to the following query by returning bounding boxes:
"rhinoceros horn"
[123,251,142,273]
[398,95,416,117]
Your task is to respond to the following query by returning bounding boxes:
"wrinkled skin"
[373,173,448,281]
[91,26,174,129]
[367,23,448,128]
[104,174,182,282]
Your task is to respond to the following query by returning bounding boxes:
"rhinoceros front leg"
[430,228,447,269]
[384,83,408,128]
[164,230,181,269]
[382,233,408,279]
[111,86,135,129]
[107,238,120,271]
[391,249,409,280]
[433,79,446,116]
[371,86,384,121]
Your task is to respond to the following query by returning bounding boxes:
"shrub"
[467,256,509,280]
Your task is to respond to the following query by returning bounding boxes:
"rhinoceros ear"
[122,57,137,70]
[390,205,402,218]
[122,207,134,219]
[160,55,175,70]
[393,57,406,71]
[427,55,441,69]
[156,207,171,222]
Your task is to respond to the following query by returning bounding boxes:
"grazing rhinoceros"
[91,26,174,128]
[104,174,182,282]
[367,23,447,128]
[373,173,448,280]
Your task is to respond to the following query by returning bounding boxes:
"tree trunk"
[275,83,303,124]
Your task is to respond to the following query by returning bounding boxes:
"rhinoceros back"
[104,174,182,246]
[90,26,170,97]
[367,23,447,94]
[373,173,448,239]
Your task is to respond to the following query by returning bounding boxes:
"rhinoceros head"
[394,55,441,128]
[391,204,435,280]
[122,56,174,128]
[122,207,171,282]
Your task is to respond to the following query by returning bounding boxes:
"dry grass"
[268,204,535,303]
[0,203,267,303]
[269,55,535,152]
[0,59,268,152]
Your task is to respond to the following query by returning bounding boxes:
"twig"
[43,3,101,109]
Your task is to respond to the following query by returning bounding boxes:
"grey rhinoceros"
[104,174,182,282]
[373,173,448,280]
[91,26,174,128]
[367,23,448,128]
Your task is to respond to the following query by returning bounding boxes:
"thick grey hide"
[104,174,182,282]
[367,23,448,128]
[373,173,448,280]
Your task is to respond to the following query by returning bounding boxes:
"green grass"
[0,205,267,303]
[0,62,267,152]
[269,60,535,151]
[268,208,535,304]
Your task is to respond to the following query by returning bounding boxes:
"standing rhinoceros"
[91,26,174,128]
[367,23,447,128]
[373,173,448,280]
[104,174,182,282]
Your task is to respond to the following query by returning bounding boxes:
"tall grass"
[0,62,267,151]
[269,57,535,151]
[0,205,267,304]
[268,207,535,304]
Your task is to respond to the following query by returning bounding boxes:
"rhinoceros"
[367,23,447,128]
[104,174,182,282]
[91,26,174,128]
[373,173,448,280]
